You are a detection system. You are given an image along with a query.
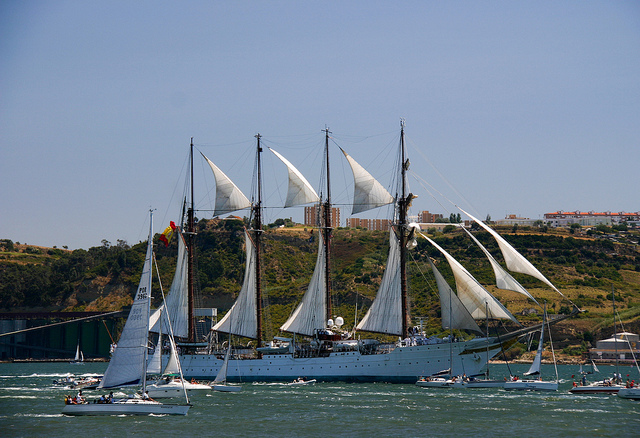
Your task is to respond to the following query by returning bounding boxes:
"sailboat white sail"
[212,230,258,339]
[461,227,540,305]
[201,152,251,216]
[64,212,191,415]
[427,258,482,333]
[212,344,241,392]
[280,231,327,336]
[421,233,518,323]
[99,220,154,389]
[149,231,189,338]
[269,148,320,207]
[459,208,565,298]
[340,148,394,214]
[71,342,84,364]
[356,229,403,335]
[504,305,558,391]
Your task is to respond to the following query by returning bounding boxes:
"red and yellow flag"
[159,221,177,247]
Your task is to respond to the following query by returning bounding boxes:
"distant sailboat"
[212,344,242,392]
[504,304,558,391]
[70,342,84,365]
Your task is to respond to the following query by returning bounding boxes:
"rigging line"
[405,136,480,217]
[0,311,124,338]
[615,312,640,374]
[545,305,559,382]
[409,251,440,301]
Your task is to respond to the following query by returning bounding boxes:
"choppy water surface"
[0,362,638,437]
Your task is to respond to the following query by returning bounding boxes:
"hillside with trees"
[1,219,639,358]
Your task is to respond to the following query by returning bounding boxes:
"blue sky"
[1,1,639,249]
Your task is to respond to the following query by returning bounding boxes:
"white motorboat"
[569,379,623,394]
[287,378,316,386]
[617,387,640,400]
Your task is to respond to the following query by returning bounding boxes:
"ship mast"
[398,120,410,339]
[322,127,333,323]
[187,138,196,343]
[254,134,263,351]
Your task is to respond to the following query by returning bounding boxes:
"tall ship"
[154,122,576,383]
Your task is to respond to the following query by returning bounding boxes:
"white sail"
[212,230,258,339]
[461,227,540,305]
[201,152,251,215]
[149,231,189,338]
[214,344,233,384]
[421,233,518,323]
[524,316,546,376]
[147,333,162,375]
[269,148,320,207]
[341,148,394,214]
[459,208,564,297]
[427,258,482,334]
[163,334,181,375]
[280,231,327,336]
[356,229,403,335]
[74,343,82,362]
[99,218,153,389]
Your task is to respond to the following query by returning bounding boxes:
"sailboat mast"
[398,120,409,338]
[613,285,619,383]
[323,127,333,322]
[142,209,153,393]
[254,134,263,351]
[187,138,196,343]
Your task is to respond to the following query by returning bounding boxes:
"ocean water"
[0,361,638,437]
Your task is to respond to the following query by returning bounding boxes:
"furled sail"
[459,208,564,297]
[461,227,540,306]
[356,229,402,335]
[212,230,258,339]
[341,148,394,214]
[201,152,251,216]
[99,218,153,389]
[149,230,189,338]
[269,148,320,207]
[421,233,518,323]
[280,231,326,336]
[427,258,482,334]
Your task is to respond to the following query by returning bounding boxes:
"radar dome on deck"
[327,319,334,327]
[335,317,344,327]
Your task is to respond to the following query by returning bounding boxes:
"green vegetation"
[1,221,639,353]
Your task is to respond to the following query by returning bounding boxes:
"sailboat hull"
[179,340,499,384]
[146,380,212,398]
[61,399,190,416]
[617,387,640,400]
[503,380,558,391]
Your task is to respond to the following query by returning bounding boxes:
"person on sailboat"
[142,391,154,401]
[75,390,84,404]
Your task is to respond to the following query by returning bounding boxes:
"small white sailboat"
[62,211,191,416]
[70,342,84,365]
[571,288,624,395]
[213,344,241,392]
[504,305,558,392]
